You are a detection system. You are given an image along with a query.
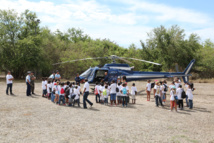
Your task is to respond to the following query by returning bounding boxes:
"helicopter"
[53,55,195,84]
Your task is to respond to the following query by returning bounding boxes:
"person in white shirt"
[116,83,122,105]
[99,83,105,104]
[77,82,82,103]
[42,77,47,97]
[49,71,55,80]
[26,71,31,96]
[94,82,100,103]
[175,79,180,90]
[73,85,80,107]
[154,82,163,107]
[162,80,168,104]
[184,83,189,107]
[6,71,14,95]
[51,81,56,102]
[186,84,194,109]
[109,80,117,106]
[131,83,137,104]
[54,81,60,104]
[146,80,151,101]
[82,79,93,109]
[47,81,52,99]
[170,86,177,112]
[176,85,184,110]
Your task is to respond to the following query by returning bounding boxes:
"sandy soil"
[0,81,214,143]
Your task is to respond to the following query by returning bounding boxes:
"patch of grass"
[105,138,115,143]
[172,135,199,143]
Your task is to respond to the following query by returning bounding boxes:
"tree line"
[0,9,214,79]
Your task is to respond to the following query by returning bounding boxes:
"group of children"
[42,78,82,107]
[94,81,138,107]
[146,78,195,112]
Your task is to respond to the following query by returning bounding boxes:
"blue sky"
[0,0,213,48]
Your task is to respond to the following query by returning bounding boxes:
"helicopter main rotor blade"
[117,57,133,64]
[120,57,161,65]
[52,57,108,65]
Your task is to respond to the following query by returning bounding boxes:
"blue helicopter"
[53,55,195,84]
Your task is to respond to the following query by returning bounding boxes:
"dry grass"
[0,81,214,143]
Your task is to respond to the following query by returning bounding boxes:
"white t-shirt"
[110,83,117,94]
[170,90,175,101]
[176,88,183,100]
[54,85,60,95]
[154,85,162,96]
[47,84,52,93]
[42,81,47,90]
[84,82,90,92]
[26,75,31,82]
[6,74,13,84]
[131,86,137,95]
[70,87,74,95]
[52,82,56,91]
[146,83,151,91]
[175,82,180,89]
[186,89,193,100]
[74,88,80,100]
[116,85,122,96]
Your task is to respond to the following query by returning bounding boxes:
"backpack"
[60,88,65,94]
[151,83,155,89]
[181,89,186,98]
[94,87,99,95]
[103,89,107,96]
[164,84,168,92]
[122,87,127,94]
[65,87,70,96]
[116,87,119,92]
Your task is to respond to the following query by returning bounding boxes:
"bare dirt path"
[0,81,214,143]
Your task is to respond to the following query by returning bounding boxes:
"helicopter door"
[108,70,118,83]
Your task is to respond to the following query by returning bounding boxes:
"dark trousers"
[122,96,127,106]
[155,95,163,106]
[26,82,31,96]
[6,83,13,94]
[58,95,65,105]
[31,83,35,94]
[73,99,80,106]
[189,99,193,109]
[186,95,189,107]
[96,94,100,103]
[83,92,92,108]
[178,100,183,109]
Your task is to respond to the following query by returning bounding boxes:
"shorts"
[117,96,121,100]
[132,94,136,99]
[110,94,116,100]
[104,98,108,103]
[43,89,47,95]
[162,93,166,100]
[170,101,176,107]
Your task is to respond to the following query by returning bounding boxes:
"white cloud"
[0,0,213,47]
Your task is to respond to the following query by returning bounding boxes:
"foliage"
[0,9,213,79]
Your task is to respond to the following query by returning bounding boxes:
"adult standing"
[49,71,55,80]
[55,70,61,80]
[75,73,81,84]
[30,72,36,94]
[110,80,117,106]
[26,71,31,96]
[6,71,14,95]
[82,79,93,109]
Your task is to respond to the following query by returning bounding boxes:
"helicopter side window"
[80,68,92,78]
[95,70,107,78]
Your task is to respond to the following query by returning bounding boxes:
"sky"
[0,0,213,48]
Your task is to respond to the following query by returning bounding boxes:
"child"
[186,83,194,109]
[170,86,177,112]
[54,81,60,104]
[175,79,180,90]
[154,82,163,107]
[103,86,109,105]
[146,80,151,101]
[58,82,65,105]
[131,83,137,104]
[116,83,122,104]
[77,82,81,103]
[184,82,189,107]
[121,83,128,107]
[162,80,168,104]
[68,83,74,106]
[47,81,52,99]
[42,77,47,97]
[73,85,80,107]
[94,82,100,103]
[99,83,105,104]
[176,85,183,110]
[64,82,70,105]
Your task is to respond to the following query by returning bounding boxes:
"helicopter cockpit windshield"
[80,68,92,78]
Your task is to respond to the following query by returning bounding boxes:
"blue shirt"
[26,75,31,82]
[103,75,108,82]
[55,74,61,79]
[49,74,55,79]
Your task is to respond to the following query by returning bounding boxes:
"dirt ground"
[0,80,214,143]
